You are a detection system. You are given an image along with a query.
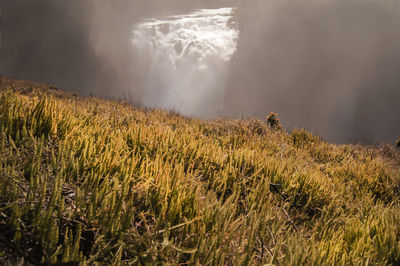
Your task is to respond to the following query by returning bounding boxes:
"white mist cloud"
[132,8,239,117]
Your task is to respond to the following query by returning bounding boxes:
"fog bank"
[227,0,400,143]
[1,0,400,143]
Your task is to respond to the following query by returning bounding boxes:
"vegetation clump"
[0,78,400,265]
[266,111,282,130]
[397,138,400,150]
[291,128,320,149]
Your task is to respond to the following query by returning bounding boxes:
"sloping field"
[0,77,399,265]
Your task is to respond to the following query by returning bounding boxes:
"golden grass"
[0,80,399,264]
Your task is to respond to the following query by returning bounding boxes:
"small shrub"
[246,119,266,136]
[291,128,320,149]
[266,112,282,130]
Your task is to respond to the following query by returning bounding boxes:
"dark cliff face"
[226,0,400,143]
[0,1,101,93]
[0,0,236,98]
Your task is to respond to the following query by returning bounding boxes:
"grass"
[0,76,400,265]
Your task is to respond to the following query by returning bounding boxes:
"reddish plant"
[266,112,282,130]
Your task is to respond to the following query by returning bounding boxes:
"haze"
[1,0,399,143]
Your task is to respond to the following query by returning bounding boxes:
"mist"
[1,0,399,143]
[132,7,239,117]
[227,0,400,143]
[0,0,234,97]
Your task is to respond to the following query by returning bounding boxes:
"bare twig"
[269,182,300,232]
[158,216,202,234]
[281,208,299,232]
[0,169,28,192]
[258,237,273,259]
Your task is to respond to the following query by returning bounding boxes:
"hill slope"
[0,77,400,265]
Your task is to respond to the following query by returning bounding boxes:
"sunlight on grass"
[0,84,399,264]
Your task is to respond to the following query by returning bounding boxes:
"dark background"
[1,0,399,143]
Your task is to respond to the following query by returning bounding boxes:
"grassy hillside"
[0,77,400,265]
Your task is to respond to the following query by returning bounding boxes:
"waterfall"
[132,7,239,117]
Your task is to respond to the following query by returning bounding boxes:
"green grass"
[0,77,400,265]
